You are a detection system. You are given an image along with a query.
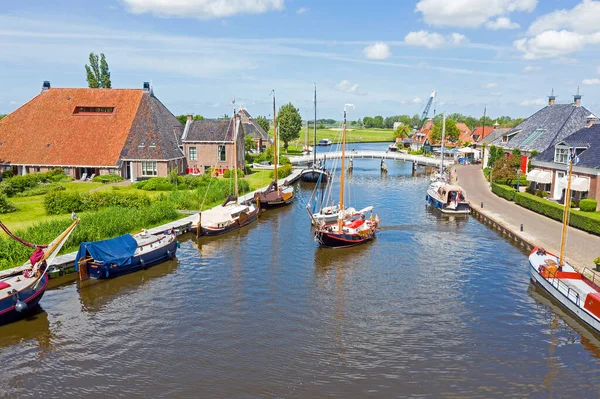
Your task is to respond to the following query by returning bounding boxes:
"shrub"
[92,174,123,184]
[0,203,180,270]
[0,169,69,196]
[580,199,598,212]
[223,168,245,179]
[135,177,175,191]
[0,194,16,214]
[2,169,14,179]
[269,164,293,179]
[514,192,600,236]
[44,191,152,215]
[535,190,548,198]
[14,183,66,197]
[491,183,516,201]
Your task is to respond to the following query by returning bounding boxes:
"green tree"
[245,134,255,154]
[277,103,302,151]
[255,115,270,133]
[394,125,411,140]
[410,114,421,129]
[175,114,204,126]
[363,116,374,128]
[430,118,460,144]
[85,52,111,89]
[487,145,504,167]
[492,155,518,183]
[373,115,384,129]
[0,114,6,120]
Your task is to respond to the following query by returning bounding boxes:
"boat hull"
[87,239,178,280]
[0,273,48,326]
[200,209,258,236]
[425,193,470,214]
[529,253,600,335]
[256,188,294,209]
[315,230,376,248]
[300,168,329,183]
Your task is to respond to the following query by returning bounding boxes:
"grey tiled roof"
[490,104,592,152]
[535,124,600,169]
[184,119,237,142]
[120,93,185,160]
[238,109,269,141]
[479,128,510,145]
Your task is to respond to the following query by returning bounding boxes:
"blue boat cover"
[75,234,138,271]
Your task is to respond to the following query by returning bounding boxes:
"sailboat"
[0,219,79,326]
[191,113,259,236]
[425,113,470,214]
[300,84,330,183]
[529,149,600,334]
[314,105,379,248]
[254,91,295,208]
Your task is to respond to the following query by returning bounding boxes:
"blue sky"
[1,0,599,121]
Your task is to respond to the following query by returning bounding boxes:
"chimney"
[548,88,555,106]
[142,81,151,93]
[586,114,598,127]
[187,114,193,121]
[574,86,582,107]
[41,81,51,92]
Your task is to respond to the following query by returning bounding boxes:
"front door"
[124,162,131,180]
[554,171,565,199]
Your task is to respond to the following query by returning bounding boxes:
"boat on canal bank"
[0,219,79,326]
[76,230,178,280]
[255,91,295,208]
[529,147,600,335]
[300,85,330,184]
[426,181,470,214]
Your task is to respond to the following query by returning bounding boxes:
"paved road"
[454,164,600,272]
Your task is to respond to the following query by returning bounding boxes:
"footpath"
[454,164,600,272]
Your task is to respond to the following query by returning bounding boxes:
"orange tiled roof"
[0,88,143,166]
[472,126,495,142]
[456,122,474,143]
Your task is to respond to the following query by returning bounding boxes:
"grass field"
[269,127,394,151]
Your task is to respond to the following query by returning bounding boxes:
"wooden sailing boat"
[529,148,600,334]
[314,105,379,248]
[1,219,79,326]
[300,84,330,183]
[254,91,294,208]
[192,113,259,236]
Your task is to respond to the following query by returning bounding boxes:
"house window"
[218,145,226,162]
[189,147,197,161]
[141,161,157,176]
[554,146,569,164]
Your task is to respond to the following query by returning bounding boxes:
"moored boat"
[0,219,79,326]
[426,181,470,214]
[76,230,178,280]
[318,138,332,146]
[528,147,600,335]
[388,143,398,152]
[300,85,330,184]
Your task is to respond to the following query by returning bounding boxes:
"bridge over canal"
[289,150,451,168]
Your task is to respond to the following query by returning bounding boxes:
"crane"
[416,91,436,131]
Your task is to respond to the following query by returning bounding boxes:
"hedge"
[269,164,293,179]
[514,192,600,236]
[0,169,68,197]
[580,199,598,212]
[44,191,152,215]
[92,174,123,184]
[491,183,516,201]
[0,194,16,214]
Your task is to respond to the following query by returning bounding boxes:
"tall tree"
[175,114,204,126]
[85,52,111,88]
[277,103,302,151]
[430,118,460,144]
[373,115,384,128]
[363,116,374,128]
[394,125,411,140]
[0,114,6,121]
[255,115,270,133]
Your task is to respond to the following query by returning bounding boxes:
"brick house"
[0,81,185,181]
[182,116,246,175]
[238,109,271,152]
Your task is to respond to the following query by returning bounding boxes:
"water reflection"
[0,306,52,350]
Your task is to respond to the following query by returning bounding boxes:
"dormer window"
[554,145,569,164]
[139,142,145,147]
[150,142,156,147]
[73,107,114,114]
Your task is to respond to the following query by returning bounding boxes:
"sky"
[1,0,599,121]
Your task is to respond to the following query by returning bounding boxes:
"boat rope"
[0,222,47,248]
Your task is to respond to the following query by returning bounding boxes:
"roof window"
[521,129,546,146]
[73,107,115,114]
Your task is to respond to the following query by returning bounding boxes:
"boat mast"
[314,83,317,167]
[272,91,278,184]
[559,149,575,267]
[233,112,239,201]
[440,113,445,177]
[338,107,347,232]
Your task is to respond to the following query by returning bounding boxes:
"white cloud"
[520,98,546,106]
[363,42,391,60]
[415,0,537,28]
[296,7,308,14]
[483,82,498,88]
[583,78,600,85]
[404,31,467,49]
[412,97,423,104]
[516,1,600,59]
[335,80,360,93]
[486,17,519,30]
[522,65,541,72]
[120,0,285,19]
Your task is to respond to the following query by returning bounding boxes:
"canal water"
[1,143,599,398]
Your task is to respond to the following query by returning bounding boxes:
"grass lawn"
[269,127,394,150]
[243,170,273,191]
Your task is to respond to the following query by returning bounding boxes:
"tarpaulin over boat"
[75,234,138,270]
